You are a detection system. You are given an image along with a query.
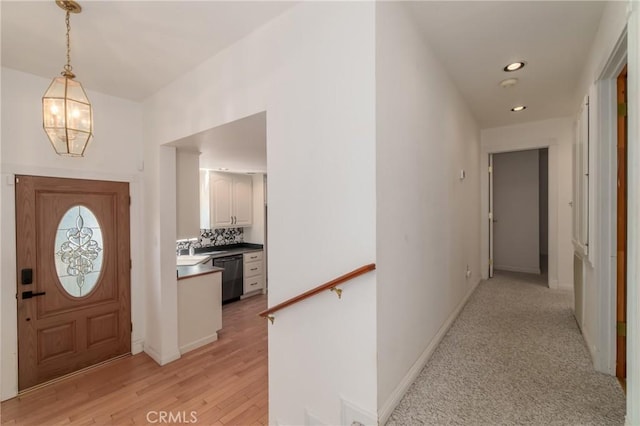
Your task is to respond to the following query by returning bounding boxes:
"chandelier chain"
[64,10,73,74]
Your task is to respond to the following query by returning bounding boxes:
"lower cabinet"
[243,251,265,296]
[177,271,222,354]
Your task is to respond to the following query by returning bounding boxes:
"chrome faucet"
[188,237,198,256]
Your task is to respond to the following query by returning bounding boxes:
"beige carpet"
[387,271,626,425]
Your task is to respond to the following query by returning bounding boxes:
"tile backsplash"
[177,228,244,251]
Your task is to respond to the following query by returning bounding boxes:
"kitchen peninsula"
[176,264,223,354]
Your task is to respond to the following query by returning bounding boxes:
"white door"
[492,150,541,274]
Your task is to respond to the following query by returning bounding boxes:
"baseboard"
[378,278,481,425]
[494,265,541,274]
[144,344,181,366]
[557,282,573,291]
[132,338,144,355]
[581,326,598,366]
[548,278,559,289]
[341,398,377,426]
[179,333,218,355]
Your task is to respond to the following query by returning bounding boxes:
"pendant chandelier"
[42,0,93,157]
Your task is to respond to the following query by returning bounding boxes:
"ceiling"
[169,112,267,173]
[1,1,607,169]
[1,1,296,101]
[406,1,606,129]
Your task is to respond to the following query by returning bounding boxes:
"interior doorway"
[489,148,549,284]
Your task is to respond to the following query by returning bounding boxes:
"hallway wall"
[376,3,481,422]
[569,4,638,423]
[143,3,377,425]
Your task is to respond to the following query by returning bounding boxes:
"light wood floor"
[1,294,268,425]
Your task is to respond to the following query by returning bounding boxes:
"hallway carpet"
[387,271,626,425]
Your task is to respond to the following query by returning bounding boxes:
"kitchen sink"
[176,255,210,266]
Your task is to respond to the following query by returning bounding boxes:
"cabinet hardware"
[251,267,258,271]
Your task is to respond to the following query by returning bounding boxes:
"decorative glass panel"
[55,206,103,297]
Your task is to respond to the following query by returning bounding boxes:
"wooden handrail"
[258,263,376,322]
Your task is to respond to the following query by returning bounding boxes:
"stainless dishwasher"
[213,254,244,303]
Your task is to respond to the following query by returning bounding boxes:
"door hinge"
[489,259,494,265]
[618,103,627,117]
[129,259,132,269]
[617,321,626,337]
[131,322,133,332]
[489,212,493,220]
[488,165,493,174]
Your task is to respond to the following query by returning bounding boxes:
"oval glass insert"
[55,206,103,297]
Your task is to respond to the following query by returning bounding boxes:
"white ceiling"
[406,1,606,128]
[1,1,607,168]
[169,112,267,173]
[1,1,296,101]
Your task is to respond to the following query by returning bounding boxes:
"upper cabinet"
[207,172,253,228]
[176,150,201,239]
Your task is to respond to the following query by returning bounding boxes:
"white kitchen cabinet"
[243,250,264,295]
[176,150,201,239]
[208,172,252,228]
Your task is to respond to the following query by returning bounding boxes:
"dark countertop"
[177,243,264,280]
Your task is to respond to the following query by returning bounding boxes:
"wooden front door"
[16,175,131,390]
[616,66,627,384]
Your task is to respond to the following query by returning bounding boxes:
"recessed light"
[500,78,518,88]
[511,105,527,112]
[504,61,526,72]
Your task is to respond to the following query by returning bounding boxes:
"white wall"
[244,174,265,244]
[493,150,540,274]
[176,150,201,240]
[0,68,145,400]
[142,3,377,425]
[481,117,574,290]
[375,3,481,422]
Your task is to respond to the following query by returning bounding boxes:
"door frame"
[481,142,557,288]
[616,64,628,384]
[588,32,627,376]
[0,165,144,401]
[488,154,494,278]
